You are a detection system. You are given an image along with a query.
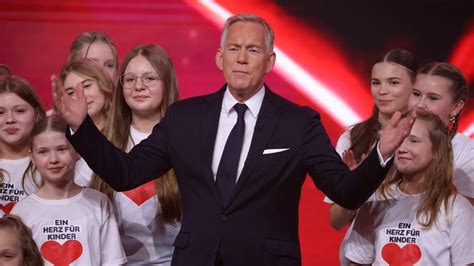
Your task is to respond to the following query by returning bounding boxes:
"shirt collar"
[222,85,265,119]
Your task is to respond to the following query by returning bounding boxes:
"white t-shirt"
[11,188,127,265]
[0,157,40,216]
[114,126,181,265]
[326,129,474,265]
[74,158,93,187]
[452,133,474,198]
[334,128,352,156]
[345,187,474,265]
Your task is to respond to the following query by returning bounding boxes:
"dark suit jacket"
[68,85,391,266]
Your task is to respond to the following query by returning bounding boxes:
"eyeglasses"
[120,72,160,88]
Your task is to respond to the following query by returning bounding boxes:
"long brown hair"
[59,58,114,132]
[417,62,468,138]
[0,214,44,266]
[378,110,455,228]
[0,76,46,187]
[350,48,417,161]
[90,44,181,223]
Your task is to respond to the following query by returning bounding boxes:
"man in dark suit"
[53,14,414,266]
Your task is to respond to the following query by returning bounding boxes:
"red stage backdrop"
[1,1,472,265]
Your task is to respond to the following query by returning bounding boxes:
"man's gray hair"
[220,13,275,53]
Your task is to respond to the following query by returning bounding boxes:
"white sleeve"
[449,197,474,265]
[344,204,375,264]
[100,196,127,265]
[335,128,352,156]
[452,136,474,198]
[74,158,93,187]
[323,196,334,204]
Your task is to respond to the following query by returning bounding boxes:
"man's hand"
[51,75,88,131]
[379,110,416,160]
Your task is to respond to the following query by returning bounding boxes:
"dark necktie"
[216,103,248,206]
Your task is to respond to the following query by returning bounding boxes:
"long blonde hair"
[378,110,455,228]
[60,58,114,132]
[90,44,181,223]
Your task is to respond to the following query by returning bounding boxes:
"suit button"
[221,214,227,221]
[210,249,218,255]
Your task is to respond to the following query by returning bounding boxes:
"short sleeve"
[449,196,474,265]
[335,128,352,156]
[344,204,376,264]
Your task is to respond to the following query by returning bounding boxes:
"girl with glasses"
[90,44,181,265]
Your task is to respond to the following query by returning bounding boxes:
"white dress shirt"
[212,87,265,182]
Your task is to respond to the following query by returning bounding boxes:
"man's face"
[216,22,275,101]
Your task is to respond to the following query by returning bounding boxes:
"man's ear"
[216,48,224,71]
[265,52,276,73]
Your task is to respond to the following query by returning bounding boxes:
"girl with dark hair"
[324,49,417,265]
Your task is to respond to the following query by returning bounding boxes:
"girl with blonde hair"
[345,110,473,265]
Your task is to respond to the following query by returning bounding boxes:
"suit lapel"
[200,86,226,208]
[225,88,281,209]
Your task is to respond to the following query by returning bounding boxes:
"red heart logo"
[41,240,83,266]
[382,243,421,266]
[122,180,156,206]
[0,202,16,214]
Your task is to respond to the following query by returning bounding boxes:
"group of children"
[1,32,181,265]
[324,49,473,265]
[0,33,472,266]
